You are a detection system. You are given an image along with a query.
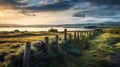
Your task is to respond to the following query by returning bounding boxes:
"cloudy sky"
[0,0,120,25]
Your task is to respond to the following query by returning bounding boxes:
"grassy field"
[0,28,120,67]
[0,31,64,53]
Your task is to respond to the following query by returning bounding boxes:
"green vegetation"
[103,28,120,34]
[0,28,120,67]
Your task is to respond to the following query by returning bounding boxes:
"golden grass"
[0,31,73,57]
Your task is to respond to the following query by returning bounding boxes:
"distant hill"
[0,24,23,27]
[0,22,120,28]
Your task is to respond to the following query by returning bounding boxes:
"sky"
[0,0,120,25]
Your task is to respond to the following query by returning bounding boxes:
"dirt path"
[111,52,120,67]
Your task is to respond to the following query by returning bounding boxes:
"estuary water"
[0,27,94,31]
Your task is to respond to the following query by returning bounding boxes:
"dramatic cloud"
[23,0,82,11]
[84,0,120,5]
[0,0,83,10]
[0,0,120,10]
[72,2,120,23]
[25,1,71,11]
[0,0,13,7]
[0,0,27,9]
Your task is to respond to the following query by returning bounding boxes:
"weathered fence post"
[88,32,90,36]
[87,32,89,36]
[84,32,86,37]
[69,33,72,41]
[23,42,31,67]
[89,32,91,36]
[77,31,79,39]
[45,37,50,52]
[81,32,83,37]
[83,32,85,37]
[74,32,76,40]
[85,32,87,37]
[92,31,94,36]
[80,31,82,37]
[79,32,81,38]
[79,32,81,37]
[55,35,59,45]
[64,29,67,43]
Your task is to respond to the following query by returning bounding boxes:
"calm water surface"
[0,27,94,31]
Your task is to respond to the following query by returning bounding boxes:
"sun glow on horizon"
[0,9,73,25]
[0,10,25,19]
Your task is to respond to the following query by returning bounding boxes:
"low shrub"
[48,28,58,32]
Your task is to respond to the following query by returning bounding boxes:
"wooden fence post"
[55,35,59,45]
[81,32,83,37]
[74,32,76,40]
[82,32,84,37]
[23,42,31,67]
[45,37,50,52]
[89,31,92,36]
[69,33,72,41]
[92,31,94,36]
[77,31,79,39]
[88,31,90,36]
[87,32,89,37]
[79,32,81,37]
[83,32,85,36]
[85,31,88,37]
[88,32,90,36]
[64,29,67,43]
[79,32,81,38]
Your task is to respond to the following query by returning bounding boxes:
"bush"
[115,43,120,49]
[14,30,20,33]
[48,28,58,32]
[94,28,103,33]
